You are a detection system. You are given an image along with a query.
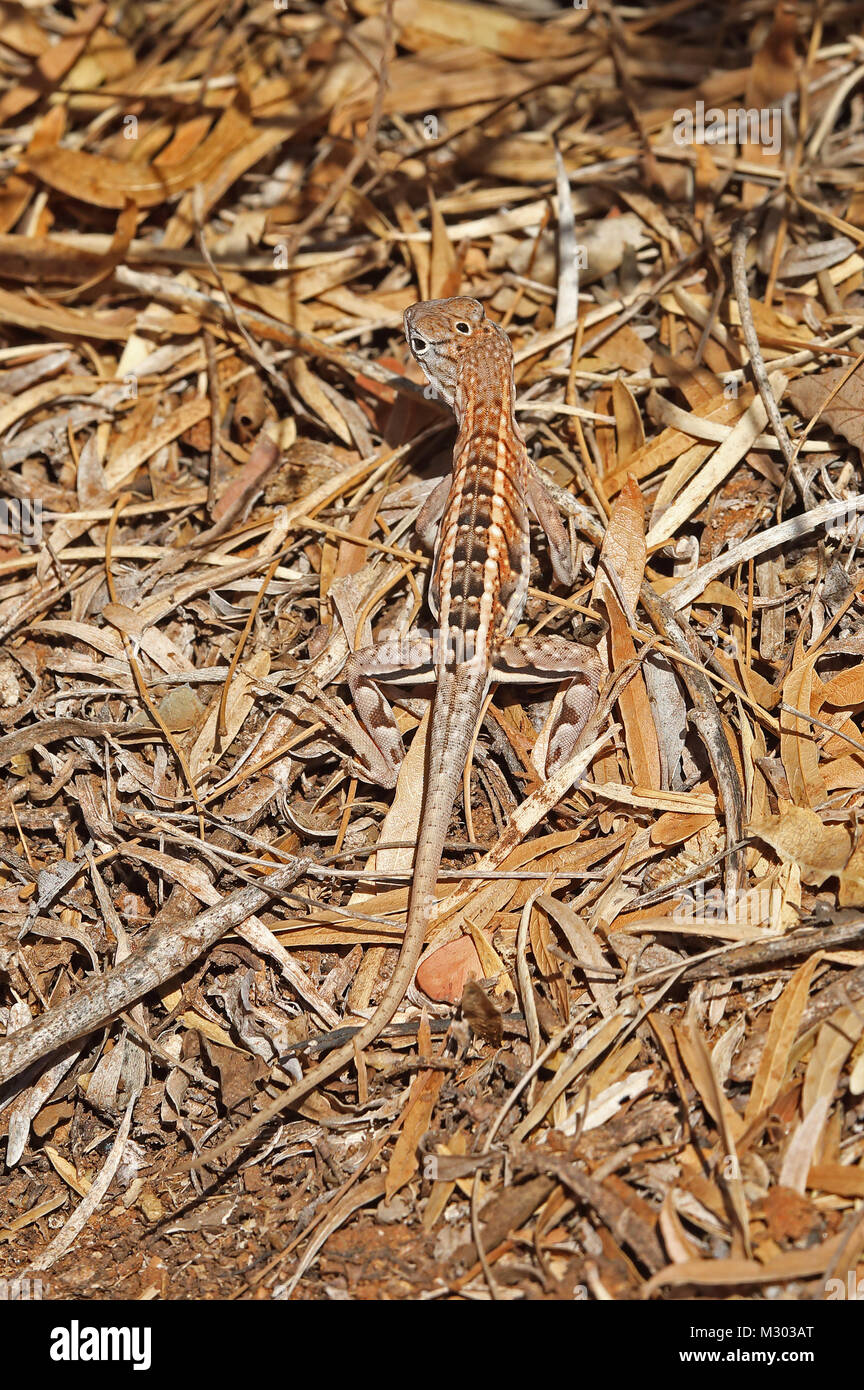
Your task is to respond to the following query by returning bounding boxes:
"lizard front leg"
[343,634,435,787]
[494,634,602,774]
[527,463,575,588]
[415,475,450,552]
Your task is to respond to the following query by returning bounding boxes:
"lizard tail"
[388,665,488,1010]
[190,668,488,1170]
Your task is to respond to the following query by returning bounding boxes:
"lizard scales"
[408,295,532,944]
[197,297,600,1163]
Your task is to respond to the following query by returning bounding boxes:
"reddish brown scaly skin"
[421,296,532,656]
[193,298,598,1167]
[393,296,535,1020]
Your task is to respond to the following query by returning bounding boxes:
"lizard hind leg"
[344,634,435,788]
[494,634,603,776]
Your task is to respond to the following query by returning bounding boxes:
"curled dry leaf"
[749,803,852,886]
[787,364,864,459]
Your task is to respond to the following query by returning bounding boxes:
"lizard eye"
[455,321,472,334]
[411,336,427,354]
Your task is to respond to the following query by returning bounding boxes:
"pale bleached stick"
[668,495,864,611]
[0,861,306,1088]
[731,220,808,503]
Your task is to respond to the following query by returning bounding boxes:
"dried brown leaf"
[385,1067,444,1201]
[787,364,864,458]
[746,953,823,1123]
[749,803,852,886]
[23,105,253,210]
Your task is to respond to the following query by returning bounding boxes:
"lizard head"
[403,296,511,410]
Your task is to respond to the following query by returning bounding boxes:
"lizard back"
[403,297,532,670]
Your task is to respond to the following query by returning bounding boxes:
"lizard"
[193,296,602,1167]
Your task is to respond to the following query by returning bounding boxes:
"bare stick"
[0,861,306,1087]
[731,220,808,504]
[638,582,745,904]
